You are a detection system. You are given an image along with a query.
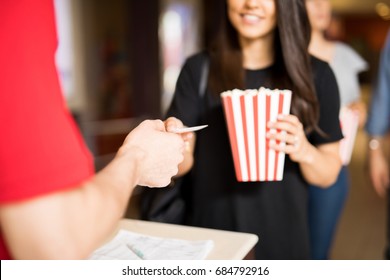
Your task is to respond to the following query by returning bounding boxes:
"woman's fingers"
[164,117,183,132]
[164,117,194,143]
[266,114,309,162]
[267,116,302,135]
[266,131,298,145]
[269,141,299,153]
[277,114,302,126]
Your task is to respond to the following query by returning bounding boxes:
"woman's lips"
[241,13,262,24]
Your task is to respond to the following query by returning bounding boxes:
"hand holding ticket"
[170,125,208,134]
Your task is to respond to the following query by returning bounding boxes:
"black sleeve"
[309,58,344,145]
[165,53,206,127]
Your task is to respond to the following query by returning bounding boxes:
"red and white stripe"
[221,88,292,182]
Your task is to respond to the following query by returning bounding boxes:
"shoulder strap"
[197,57,209,121]
[198,57,209,98]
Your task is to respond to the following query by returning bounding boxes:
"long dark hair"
[208,0,320,133]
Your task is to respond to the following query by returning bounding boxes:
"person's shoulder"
[310,55,337,90]
[183,51,209,68]
[334,41,356,54]
[178,51,209,79]
[176,51,209,85]
[310,55,328,67]
[311,55,332,75]
[334,42,361,59]
[334,42,368,71]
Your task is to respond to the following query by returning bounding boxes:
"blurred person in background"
[164,0,342,259]
[0,0,186,259]
[366,28,390,260]
[305,0,368,259]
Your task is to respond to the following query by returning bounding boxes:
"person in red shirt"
[0,0,186,259]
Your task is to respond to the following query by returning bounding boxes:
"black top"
[167,52,343,259]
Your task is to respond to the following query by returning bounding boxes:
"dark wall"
[128,1,161,118]
[202,0,225,48]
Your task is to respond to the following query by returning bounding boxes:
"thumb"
[149,119,166,132]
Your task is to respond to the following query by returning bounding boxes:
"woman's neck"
[240,35,274,70]
[309,30,335,62]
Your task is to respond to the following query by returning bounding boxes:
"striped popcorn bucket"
[339,107,360,165]
[221,88,292,182]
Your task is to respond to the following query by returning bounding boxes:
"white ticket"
[171,125,208,133]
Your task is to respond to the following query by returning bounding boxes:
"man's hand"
[120,120,185,187]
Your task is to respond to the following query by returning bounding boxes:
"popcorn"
[221,87,292,182]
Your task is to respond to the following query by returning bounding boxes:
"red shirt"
[0,0,94,259]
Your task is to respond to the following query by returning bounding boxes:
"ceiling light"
[376,2,390,20]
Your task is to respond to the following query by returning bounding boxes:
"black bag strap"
[199,57,209,98]
[198,57,209,120]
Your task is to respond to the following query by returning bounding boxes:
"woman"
[165,0,342,259]
[305,0,368,259]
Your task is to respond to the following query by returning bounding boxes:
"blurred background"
[53,0,390,259]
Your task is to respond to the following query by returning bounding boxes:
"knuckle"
[156,119,164,126]
[142,119,152,126]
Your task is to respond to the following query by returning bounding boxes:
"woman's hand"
[266,114,313,164]
[348,100,367,128]
[266,114,341,187]
[164,117,196,176]
[164,117,194,144]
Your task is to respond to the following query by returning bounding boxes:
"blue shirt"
[366,29,390,136]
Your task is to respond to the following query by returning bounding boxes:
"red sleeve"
[0,0,94,203]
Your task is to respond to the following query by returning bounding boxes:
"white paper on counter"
[88,230,214,260]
